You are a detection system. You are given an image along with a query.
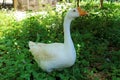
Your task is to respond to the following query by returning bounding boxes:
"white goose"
[29,7,87,72]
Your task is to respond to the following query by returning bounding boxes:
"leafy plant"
[0,2,120,80]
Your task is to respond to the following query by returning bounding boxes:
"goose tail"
[29,41,36,48]
[28,41,39,53]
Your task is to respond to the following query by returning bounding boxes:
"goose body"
[29,7,87,72]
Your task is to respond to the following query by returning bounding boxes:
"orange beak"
[77,7,88,16]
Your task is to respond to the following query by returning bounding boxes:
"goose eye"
[73,10,76,12]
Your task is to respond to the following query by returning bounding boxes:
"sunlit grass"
[0,1,120,80]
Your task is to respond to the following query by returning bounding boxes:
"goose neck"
[63,16,76,60]
[63,17,73,45]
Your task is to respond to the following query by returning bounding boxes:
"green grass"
[0,2,120,80]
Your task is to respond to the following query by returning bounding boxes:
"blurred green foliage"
[0,2,120,80]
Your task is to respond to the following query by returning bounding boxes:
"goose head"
[65,7,88,20]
